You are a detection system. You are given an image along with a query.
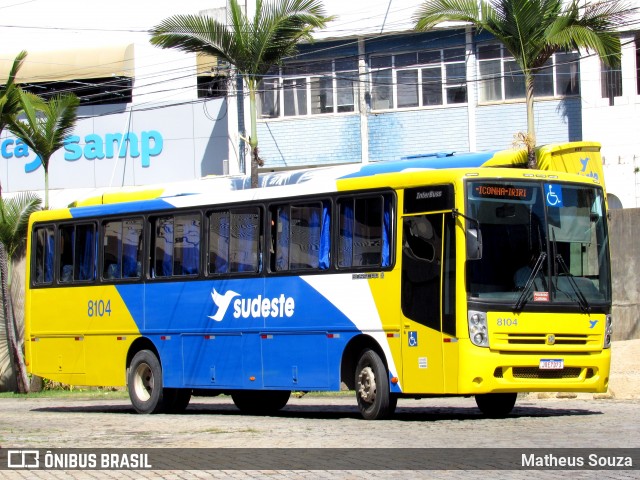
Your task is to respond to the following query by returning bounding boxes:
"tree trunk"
[44,164,50,210]
[0,243,28,393]
[525,72,537,169]
[248,81,260,189]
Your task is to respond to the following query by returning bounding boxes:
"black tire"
[163,388,192,414]
[355,349,393,420]
[475,393,517,418]
[128,350,164,414]
[231,390,291,415]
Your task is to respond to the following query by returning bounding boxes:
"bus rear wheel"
[355,349,395,420]
[163,388,192,413]
[128,350,165,414]
[475,393,517,418]
[231,390,291,415]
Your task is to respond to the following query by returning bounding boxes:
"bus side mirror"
[467,227,483,260]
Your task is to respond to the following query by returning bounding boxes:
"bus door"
[400,212,456,394]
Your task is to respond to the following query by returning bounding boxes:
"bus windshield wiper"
[554,254,591,313]
[514,252,547,311]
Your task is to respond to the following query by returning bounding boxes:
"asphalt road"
[0,393,639,479]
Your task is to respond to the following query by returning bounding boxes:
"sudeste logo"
[208,288,295,321]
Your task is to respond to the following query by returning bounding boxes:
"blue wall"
[258,99,581,167]
[475,98,582,151]
[368,107,470,162]
[258,115,362,168]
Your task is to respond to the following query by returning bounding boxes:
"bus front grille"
[494,367,588,379]
[506,334,588,345]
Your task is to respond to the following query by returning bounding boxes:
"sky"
[0,0,426,55]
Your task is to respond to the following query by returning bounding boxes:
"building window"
[197,75,228,98]
[257,58,358,118]
[477,44,579,102]
[370,47,467,111]
[601,61,622,106]
[21,77,133,105]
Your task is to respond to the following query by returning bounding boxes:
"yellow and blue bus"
[25,141,612,419]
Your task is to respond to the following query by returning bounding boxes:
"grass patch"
[0,387,129,400]
[292,390,353,398]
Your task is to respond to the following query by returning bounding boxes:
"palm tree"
[414,0,636,168]
[0,193,41,393]
[8,91,80,209]
[149,0,334,188]
[0,51,29,393]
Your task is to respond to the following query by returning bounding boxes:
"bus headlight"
[604,314,613,349]
[468,310,489,347]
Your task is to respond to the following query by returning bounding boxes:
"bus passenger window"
[33,226,54,284]
[207,207,261,275]
[152,217,174,277]
[338,194,392,268]
[230,209,260,273]
[59,223,96,283]
[151,214,200,278]
[103,219,143,280]
[59,226,73,282]
[208,211,230,274]
[174,214,200,276]
[74,224,96,281]
[290,203,321,269]
[271,201,330,272]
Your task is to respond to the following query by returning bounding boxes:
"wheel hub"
[358,366,376,403]
[133,363,153,402]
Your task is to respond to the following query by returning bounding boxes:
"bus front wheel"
[128,349,165,414]
[475,393,517,417]
[355,349,395,420]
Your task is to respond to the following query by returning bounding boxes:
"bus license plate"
[539,359,564,370]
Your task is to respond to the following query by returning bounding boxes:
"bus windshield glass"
[465,180,610,308]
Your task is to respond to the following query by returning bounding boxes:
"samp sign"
[1,130,164,173]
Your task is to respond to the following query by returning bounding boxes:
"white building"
[0,0,638,208]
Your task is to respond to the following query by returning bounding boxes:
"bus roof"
[64,141,601,214]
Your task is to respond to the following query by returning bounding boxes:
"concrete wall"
[610,208,640,340]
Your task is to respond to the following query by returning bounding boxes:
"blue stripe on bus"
[115,276,359,332]
[338,152,496,179]
[69,199,177,218]
[115,277,364,390]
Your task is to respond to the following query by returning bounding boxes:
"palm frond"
[149,0,333,76]
[414,0,485,31]
[0,192,42,258]
[0,51,28,133]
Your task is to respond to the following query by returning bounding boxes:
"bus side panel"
[116,274,399,392]
[182,333,243,387]
[261,333,330,388]
[27,285,141,386]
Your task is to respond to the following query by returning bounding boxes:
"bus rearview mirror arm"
[452,208,483,261]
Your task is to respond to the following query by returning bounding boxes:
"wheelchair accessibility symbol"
[545,184,563,207]
[408,331,418,347]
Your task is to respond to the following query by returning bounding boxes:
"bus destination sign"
[472,184,534,202]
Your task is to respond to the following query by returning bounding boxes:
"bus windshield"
[465,180,611,309]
